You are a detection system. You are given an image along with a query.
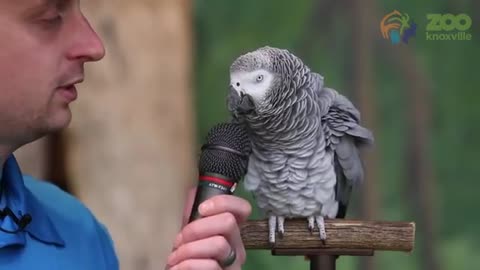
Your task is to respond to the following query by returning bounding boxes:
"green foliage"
[193,0,480,269]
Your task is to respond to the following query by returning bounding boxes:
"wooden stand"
[240,219,415,270]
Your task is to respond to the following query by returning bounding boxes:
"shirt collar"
[0,154,65,248]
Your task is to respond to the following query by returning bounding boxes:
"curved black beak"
[227,85,255,116]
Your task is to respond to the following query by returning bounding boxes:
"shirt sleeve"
[95,220,120,270]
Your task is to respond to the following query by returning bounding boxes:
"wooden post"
[66,1,195,269]
[241,218,415,269]
[309,256,336,270]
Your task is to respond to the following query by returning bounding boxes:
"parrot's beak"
[227,85,256,116]
[238,92,256,114]
[227,85,241,114]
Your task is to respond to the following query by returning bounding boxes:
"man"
[0,1,251,269]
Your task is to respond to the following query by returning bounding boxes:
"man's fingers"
[175,212,239,247]
[173,194,250,268]
[167,236,231,266]
[198,195,252,223]
[181,187,197,227]
[168,259,222,270]
[174,212,246,265]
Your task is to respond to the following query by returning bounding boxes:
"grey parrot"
[226,46,374,244]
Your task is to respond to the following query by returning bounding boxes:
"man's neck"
[0,145,16,172]
[0,150,11,168]
[0,150,4,193]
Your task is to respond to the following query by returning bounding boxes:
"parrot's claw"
[307,216,315,233]
[277,216,285,238]
[268,216,287,244]
[306,216,327,244]
[315,216,327,244]
[268,216,277,245]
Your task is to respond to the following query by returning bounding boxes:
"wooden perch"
[240,219,415,256]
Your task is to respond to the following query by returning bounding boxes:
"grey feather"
[228,46,374,221]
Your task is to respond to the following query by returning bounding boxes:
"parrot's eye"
[256,75,264,82]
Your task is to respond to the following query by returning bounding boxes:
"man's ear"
[181,186,197,227]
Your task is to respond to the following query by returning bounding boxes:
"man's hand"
[166,188,252,270]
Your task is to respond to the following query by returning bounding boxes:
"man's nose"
[67,14,106,62]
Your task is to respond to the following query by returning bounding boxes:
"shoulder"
[23,175,96,225]
[23,175,119,269]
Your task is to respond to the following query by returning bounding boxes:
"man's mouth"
[56,78,83,102]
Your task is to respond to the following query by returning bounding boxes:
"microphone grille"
[199,122,251,181]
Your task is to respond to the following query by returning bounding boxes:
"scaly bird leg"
[308,216,315,233]
[315,216,327,244]
[277,216,285,238]
[268,216,277,245]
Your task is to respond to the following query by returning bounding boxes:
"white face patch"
[230,69,274,105]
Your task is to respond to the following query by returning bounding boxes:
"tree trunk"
[349,1,379,270]
[66,1,195,269]
[395,46,441,270]
[373,7,442,270]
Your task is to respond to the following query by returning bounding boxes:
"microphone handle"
[188,173,237,223]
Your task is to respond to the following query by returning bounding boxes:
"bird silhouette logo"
[380,10,417,45]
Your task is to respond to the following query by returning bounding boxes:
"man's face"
[0,0,104,148]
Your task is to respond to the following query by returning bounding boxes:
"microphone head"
[199,122,251,182]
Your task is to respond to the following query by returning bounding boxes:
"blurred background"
[13,0,479,269]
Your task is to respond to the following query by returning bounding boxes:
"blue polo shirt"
[0,154,119,269]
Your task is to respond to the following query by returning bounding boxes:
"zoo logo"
[426,14,472,41]
[380,10,417,45]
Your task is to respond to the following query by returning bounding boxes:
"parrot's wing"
[332,136,362,218]
[319,86,374,218]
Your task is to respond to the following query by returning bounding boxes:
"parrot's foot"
[307,216,327,244]
[277,216,285,238]
[308,216,315,233]
[268,216,286,245]
[268,216,276,245]
[316,216,327,243]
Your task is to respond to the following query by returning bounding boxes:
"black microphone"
[0,207,32,234]
[188,122,252,222]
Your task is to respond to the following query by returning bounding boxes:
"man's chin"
[46,109,73,133]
